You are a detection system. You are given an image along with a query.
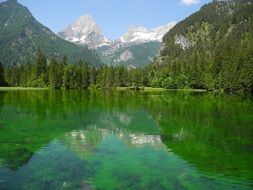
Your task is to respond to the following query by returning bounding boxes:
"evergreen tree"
[35,49,47,86]
[48,57,59,89]
[0,62,7,86]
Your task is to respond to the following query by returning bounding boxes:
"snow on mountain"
[58,15,111,49]
[119,22,176,43]
[58,15,176,49]
[152,22,177,41]
[119,26,152,43]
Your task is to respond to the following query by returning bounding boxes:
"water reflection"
[0,90,252,189]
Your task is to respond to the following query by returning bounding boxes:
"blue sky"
[2,0,211,40]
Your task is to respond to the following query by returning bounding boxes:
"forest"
[0,50,146,90]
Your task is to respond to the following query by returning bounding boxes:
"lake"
[0,90,252,190]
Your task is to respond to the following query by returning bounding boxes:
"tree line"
[1,50,148,90]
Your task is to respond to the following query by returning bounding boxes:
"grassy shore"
[0,87,48,91]
[115,87,167,92]
[167,88,207,92]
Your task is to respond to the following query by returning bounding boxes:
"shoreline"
[0,87,48,91]
[0,86,250,95]
[0,86,209,92]
[115,87,207,92]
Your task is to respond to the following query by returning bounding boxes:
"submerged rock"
[81,181,94,190]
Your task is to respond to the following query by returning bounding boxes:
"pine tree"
[0,62,7,86]
[48,57,59,89]
[62,65,71,89]
[35,49,47,86]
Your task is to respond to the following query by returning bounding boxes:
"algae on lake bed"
[0,90,252,190]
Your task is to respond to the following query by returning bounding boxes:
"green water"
[0,90,252,190]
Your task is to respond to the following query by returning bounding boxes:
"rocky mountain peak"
[73,15,101,34]
[119,22,176,43]
[58,15,111,49]
[119,26,152,43]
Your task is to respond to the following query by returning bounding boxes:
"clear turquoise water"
[0,90,252,190]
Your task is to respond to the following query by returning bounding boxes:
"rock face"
[174,34,192,50]
[59,15,176,67]
[113,49,134,63]
[58,15,111,49]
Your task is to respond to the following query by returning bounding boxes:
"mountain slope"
[150,0,253,92]
[0,0,100,66]
[98,41,161,68]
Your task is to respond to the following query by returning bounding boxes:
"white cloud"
[180,0,199,5]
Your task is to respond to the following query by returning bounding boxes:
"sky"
[1,0,211,40]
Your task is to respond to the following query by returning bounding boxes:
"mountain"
[101,22,175,68]
[59,15,176,67]
[0,0,100,67]
[149,0,253,92]
[58,15,111,49]
[119,22,176,43]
